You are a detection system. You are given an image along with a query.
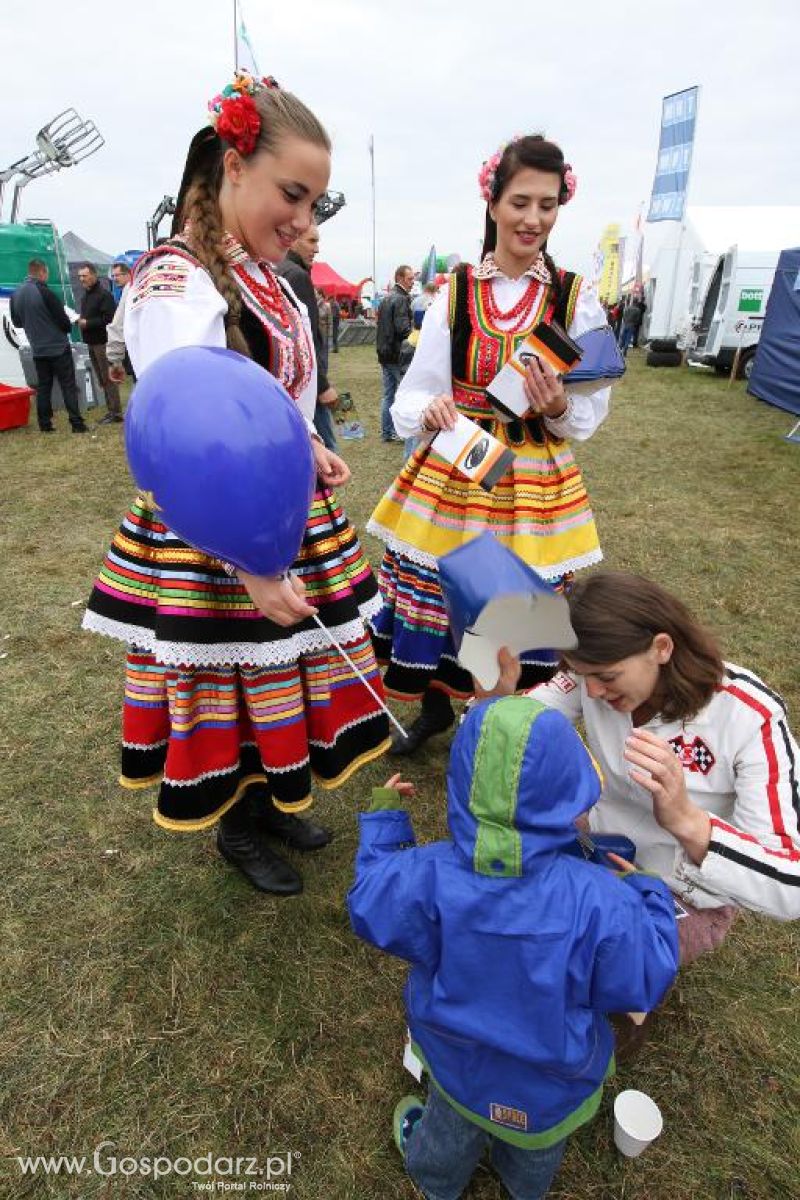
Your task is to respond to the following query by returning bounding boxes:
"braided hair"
[481,134,570,311]
[171,87,331,358]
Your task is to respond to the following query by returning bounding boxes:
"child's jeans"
[405,1085,567,1200]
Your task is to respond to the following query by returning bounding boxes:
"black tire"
[646,349,683,367]
[740,350,756,381]
[649,338,678,353]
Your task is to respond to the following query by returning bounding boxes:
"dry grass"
[0,350,798,1198]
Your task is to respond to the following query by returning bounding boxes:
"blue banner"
[647,87,699,222]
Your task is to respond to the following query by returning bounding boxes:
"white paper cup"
[613,1089,663,1157]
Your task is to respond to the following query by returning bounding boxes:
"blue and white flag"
[420,245,437,286]
[647,87,699,223]
[236,4,260,76]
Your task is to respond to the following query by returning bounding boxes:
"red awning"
[310,261,367,298]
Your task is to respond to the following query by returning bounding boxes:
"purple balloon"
[126,346,315,575]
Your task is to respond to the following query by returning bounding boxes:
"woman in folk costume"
[83,75,390,896]
[368,134,612,755]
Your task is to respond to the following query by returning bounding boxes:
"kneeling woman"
[493,571,800,956]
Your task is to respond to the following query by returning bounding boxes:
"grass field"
[0,349,798,1199]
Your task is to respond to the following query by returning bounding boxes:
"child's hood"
[447,696,602,877]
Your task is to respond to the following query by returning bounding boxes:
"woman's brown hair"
[172,87,330,358]
[481,134,570,311]
[567,572,724,722]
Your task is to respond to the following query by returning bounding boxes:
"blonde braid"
[183,179,251,358]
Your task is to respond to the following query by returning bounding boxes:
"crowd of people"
[10,68,797,1200]
[10,256,139,431]
[606,294,647,353]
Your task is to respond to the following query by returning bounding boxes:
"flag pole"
[369,135,376,298]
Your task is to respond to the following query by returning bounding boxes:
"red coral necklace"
[481,277,542,332]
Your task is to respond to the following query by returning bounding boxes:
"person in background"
[633,295,647,347]
[277,223,339,451]
[107,261,134,386]
[9,258,87,434]
[348,697,678,1200]
[316,287,331,377]
[330,293,340,352]
[77,262,123,424]
[618,298,643,356]
[376,265,414,442]
[411,280,437,330]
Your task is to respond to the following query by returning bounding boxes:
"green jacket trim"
[368,786,405,813]
[411,1041,615,1149]
[468,696,547,877]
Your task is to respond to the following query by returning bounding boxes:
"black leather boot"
[246,784,332,852]
[260,805,332,851]
[217,799,303,896]
[389,689,455,757]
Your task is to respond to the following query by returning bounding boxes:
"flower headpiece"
[207,72,280,157]
[478,135,578,205]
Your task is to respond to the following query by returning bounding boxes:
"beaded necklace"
[230,260,313,401]
[480,275,542,332]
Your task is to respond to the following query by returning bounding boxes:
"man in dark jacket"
[376,266,414,442]
[77,262,122,424]
[277,225,339,451]
[633,296,647,347]
[9,259,87,433]
[619,298,643,355]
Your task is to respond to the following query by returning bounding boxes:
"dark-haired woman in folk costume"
[367,134,613,754]
[83,75,390,895]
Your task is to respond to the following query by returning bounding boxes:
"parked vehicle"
[687,248,781,379]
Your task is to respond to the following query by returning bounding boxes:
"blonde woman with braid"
[83,75,390,896]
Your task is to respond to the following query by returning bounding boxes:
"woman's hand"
[313,440,351,488]
[624,729,712,864]
[472,646,522,698]
[522,356,569,419]
[383,771,416,801]
[239,570,317,627]
[420,394,458,433]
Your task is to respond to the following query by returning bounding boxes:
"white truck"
[686,248,782,379]
[640,206,800,356]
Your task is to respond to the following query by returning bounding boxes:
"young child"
[347,695,679,1200]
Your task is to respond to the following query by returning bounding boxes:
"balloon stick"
[310,613,408,739]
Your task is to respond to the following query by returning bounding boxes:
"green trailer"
[0,220,74,308]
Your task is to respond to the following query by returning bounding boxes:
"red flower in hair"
[216,93,261,156]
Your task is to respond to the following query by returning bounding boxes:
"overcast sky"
[2,0,798,287]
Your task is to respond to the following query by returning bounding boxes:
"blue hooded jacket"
[347,696,679,1147]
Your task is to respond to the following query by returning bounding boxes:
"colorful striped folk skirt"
[366,427,601,701]
[83,488,391,829]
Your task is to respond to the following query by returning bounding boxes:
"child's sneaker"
[393,1094,425,1154]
